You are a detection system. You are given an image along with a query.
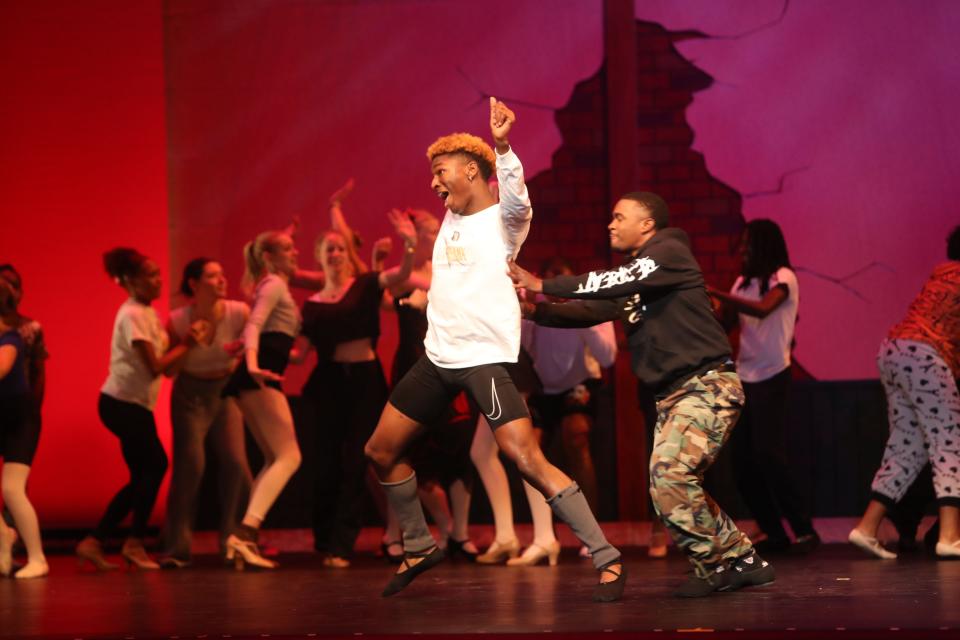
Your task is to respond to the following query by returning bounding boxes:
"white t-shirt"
[425,147,532,368]
[521,319,617,394]
[169,300,249,376]
[732,267,798,383]
[101,298,169,410]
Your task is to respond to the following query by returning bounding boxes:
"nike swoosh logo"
[485,377,502,421]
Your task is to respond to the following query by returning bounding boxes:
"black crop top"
[301,271,383,361]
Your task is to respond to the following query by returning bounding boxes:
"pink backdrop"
[2,0,959,525]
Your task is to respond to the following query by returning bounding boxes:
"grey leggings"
[161,373,252,558]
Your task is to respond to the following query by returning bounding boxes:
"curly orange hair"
[426,133,496,180]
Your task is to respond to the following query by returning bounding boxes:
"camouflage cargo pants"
[649,369,753,567]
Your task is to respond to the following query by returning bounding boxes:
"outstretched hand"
[387,208,417,246]
[489,96,516,153]
[281,215,301,239]
[507,259,542,293]
[329,178,355,207]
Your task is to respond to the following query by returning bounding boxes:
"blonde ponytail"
[242,230,286,296]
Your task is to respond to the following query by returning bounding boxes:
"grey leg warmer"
[548,483,620,570]
[380,472,435,554]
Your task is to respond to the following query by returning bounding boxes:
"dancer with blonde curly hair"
[364,98,624,602]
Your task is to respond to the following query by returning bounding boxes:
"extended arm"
[708,284,788,319]
[532,299,621,329]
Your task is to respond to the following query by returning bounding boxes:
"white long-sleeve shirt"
[242,274,300,353]
[521,319,617,394]
[425,147,532,368]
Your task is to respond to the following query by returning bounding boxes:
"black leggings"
[730,368,814,542]
[305,359,388,558]
[94,393,168,540]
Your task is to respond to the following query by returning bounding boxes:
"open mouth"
[437,189,451,208]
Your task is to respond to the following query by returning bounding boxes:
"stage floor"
[3,543,960,639]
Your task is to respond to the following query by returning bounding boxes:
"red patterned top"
[889,262,960,376]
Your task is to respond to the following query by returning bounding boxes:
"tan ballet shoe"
[506,541,561,567]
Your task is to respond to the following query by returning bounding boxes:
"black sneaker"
[673,563,725,598]
[718,550,775,592]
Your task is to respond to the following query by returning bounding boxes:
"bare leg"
[494,418,620,582]
[418,481,453,546]
[469,416,518,544]
[236,388,301,526]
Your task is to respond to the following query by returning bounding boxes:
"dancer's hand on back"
[507,259,542,293]
[489,96,515,153]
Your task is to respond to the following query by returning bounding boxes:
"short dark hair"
[948,225,960,261]
[0,264,20,287]
[620,191,669,229]
[103,247,148,284]
[180,257,215,297]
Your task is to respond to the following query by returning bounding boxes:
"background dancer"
[0,278,46,578]
[300,210,416,568]
[222,230,302,569]
[158,258,253,567]
[708,219,820,555]
[364,97,624,602]
[509,191,774,598]
[77,248,208,571]
[849,225,960,560]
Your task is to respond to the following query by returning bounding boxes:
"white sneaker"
[935,540,960,558]
[848,528,897,559]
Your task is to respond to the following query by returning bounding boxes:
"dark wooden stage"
[3,539,960,640]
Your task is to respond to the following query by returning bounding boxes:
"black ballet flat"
[381,540,404,564]
[381,546,445,597]
[447,538,478,563]
[593,561,627,603]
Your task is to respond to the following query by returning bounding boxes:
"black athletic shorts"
[389,356,530,430]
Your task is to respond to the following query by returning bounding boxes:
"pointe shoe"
[848,528,897,560]
[507,541,561,566]
[322,554,351,568]
[76,536,119,571]
[476,538,520,564]
[935,540,960,559]
[0,526,17,576]
[14,560,49,579]
[226,534,278,570]
[122,538,160,570]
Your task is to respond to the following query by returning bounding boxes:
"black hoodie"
[534,227,732,398]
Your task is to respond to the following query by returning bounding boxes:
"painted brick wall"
[524,20,745,290]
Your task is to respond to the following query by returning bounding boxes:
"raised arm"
[378,209,419,289]
[328,178,369,274]
[490,98,532,255]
